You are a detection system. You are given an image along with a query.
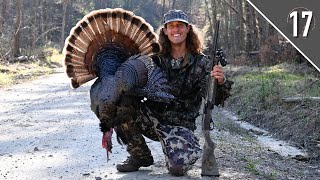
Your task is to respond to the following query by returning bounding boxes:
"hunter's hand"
[211,65,226,85]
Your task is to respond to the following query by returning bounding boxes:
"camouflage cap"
[163,9,189,25]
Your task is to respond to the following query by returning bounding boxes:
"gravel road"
[0,68,319,180]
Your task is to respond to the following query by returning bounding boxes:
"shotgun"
[201,20,227,176]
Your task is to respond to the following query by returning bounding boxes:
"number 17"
[290,11,313,37]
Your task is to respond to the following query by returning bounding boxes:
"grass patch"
[231,64,318,112]
[245,159,260,175]
[267,171,277,180]
[227,63,320,159]
[46,47,64,65]
[0,47,63,88]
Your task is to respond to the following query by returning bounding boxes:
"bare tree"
[31,0,39,50]
[94,0,103,9]
[0,0,7,61]
[13,0,22,57]
[249,5,258,50]
[61,0,69,52]
[39,0,46,44]
[204,0,217,54]
[236,0,245,51]
[228,0,236,55]
[162,0,166,15]
[223,0,230,50]
[204,0,214,38]
[123,0,133,10]
[221,0,247,51]
[0,0,8,37]
[188,0,193,14]
[244,1,253,52]
[256,13,266,44]
[231,0,240,53]
[171,0,176,9]
[210,0,217,24]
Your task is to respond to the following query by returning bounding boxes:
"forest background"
[0,0,319,163]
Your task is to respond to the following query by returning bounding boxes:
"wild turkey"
[63,8,174,160]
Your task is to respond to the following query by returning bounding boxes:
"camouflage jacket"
[147,53,232,130]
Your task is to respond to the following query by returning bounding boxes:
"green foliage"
[232,65,310,112]
[267,171,277,180]
[227,63,320,160]
[244,159,260,175]
[44,47,64,66]
[0,72,15,86]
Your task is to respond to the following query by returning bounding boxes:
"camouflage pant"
[119,106,201,176]
[119,111,158,159]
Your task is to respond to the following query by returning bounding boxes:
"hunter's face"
[164,21,190,45]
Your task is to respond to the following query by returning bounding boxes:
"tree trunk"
[204,0,214,38]
[31,0,38,50]
[220,0,245,53]
[228,0,236,55]
[188,0,193,14]
[171,0,176,9]
[162,0,166,16]
[94,0,103,9]
[204,0,216,54]
[232,0,240,54]
[238,0,245,51]
[250,5,258,50]
[282,97,320,103]
[256,13,265,47]
[61,0,69,52]
[223,0,230,51]
[106,0,113,8]
[124,0,133,10]
[268,23,276,36]
[210,0,217,24]
[13,0,22,57]
[244,1,253,52]
[0,0,8,37]
[39,0,45,44]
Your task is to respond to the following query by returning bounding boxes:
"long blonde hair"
[158,24,204,55]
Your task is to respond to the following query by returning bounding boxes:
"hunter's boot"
[116,134,154,172]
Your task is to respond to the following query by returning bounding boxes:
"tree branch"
[32,27,60,46]
[221,0,255,34]
[282,96,320,103]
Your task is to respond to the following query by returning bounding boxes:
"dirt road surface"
[1,68,319,180]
